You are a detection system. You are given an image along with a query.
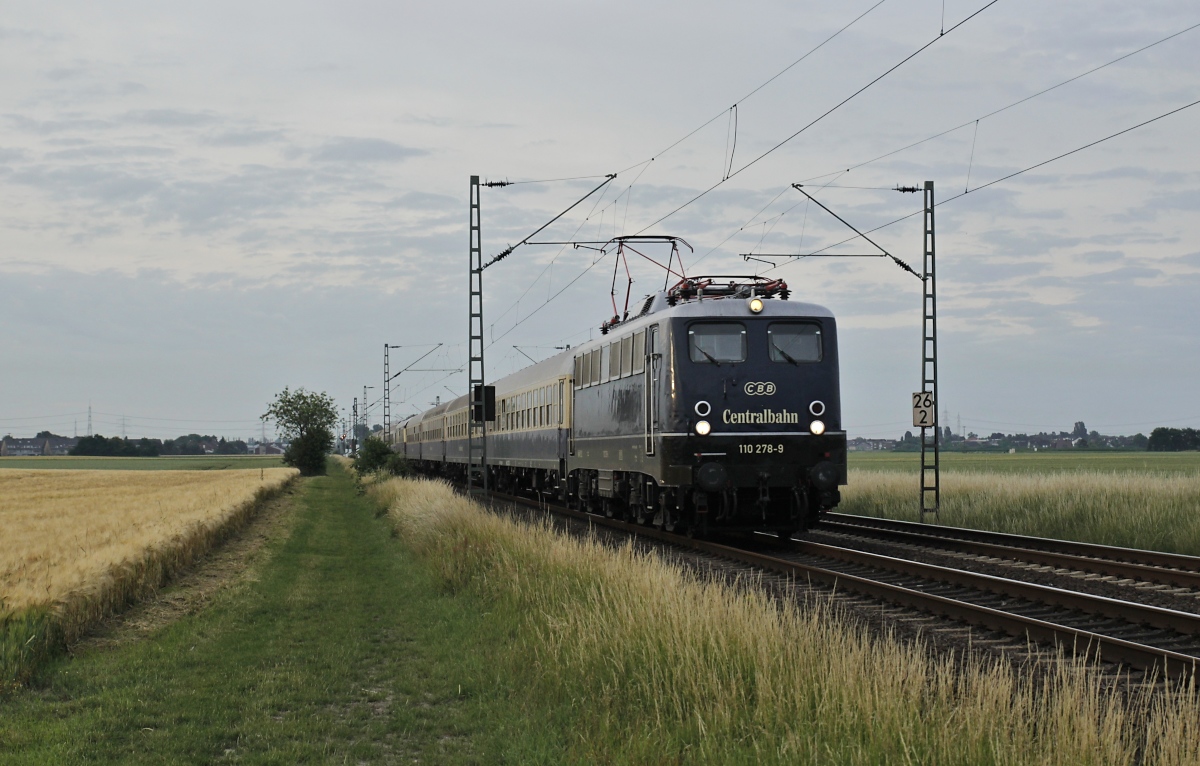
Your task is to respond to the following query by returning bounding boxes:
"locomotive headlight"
[748,297,764,314]
[809,419,826,435]
[695,420,712,436]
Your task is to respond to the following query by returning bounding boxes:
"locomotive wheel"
[661,508,679,533]
[635,504,652,526]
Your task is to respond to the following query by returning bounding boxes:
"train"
[389,274,846,536]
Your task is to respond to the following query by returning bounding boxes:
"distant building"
[1,436,80,456]
[1,437,46,456]
[848,437,898,451]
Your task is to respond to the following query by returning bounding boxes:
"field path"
[0,463,514,764]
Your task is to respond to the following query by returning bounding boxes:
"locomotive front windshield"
[689,323,746,363]
[768,322,822,363]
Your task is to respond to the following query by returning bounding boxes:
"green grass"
[849,450,1200,474]
[0,462,547,764]
[373,477,1200,764]
[842,451,1200,553]
[0,455,284,470]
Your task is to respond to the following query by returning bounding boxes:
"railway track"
[485,490,1200,680]
[822,513,1200,591]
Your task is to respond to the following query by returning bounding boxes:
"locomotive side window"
[689,323,747,363]
[620,335,633,377]
[632,331,646,374]
[768,323,823,363]
[590,349,601,385]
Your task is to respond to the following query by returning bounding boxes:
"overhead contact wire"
[635,0,1003,234]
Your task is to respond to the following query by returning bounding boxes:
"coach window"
[768,323,823,363]
[632,331,645,374]
[689,322,746,363]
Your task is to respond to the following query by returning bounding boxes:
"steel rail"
[818,519,1200,591]
[826,513,1200,574]
[485,490,1200,678]
[782,539,1200,636]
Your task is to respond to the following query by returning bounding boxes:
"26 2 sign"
[912,391,935,428]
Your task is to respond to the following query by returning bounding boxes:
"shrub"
[354,436,411,477]
[283,432,331,476]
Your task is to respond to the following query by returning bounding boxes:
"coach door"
[644,325,659,455]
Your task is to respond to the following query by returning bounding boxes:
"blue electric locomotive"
[393,275,846,535]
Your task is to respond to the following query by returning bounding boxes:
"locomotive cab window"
[768,322,823,363]
[689,323,746,363]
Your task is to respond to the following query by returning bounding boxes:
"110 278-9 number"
[738,443,785,455]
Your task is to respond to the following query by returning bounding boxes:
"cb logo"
[744,381,776,396]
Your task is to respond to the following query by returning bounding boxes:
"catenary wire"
[795,19,1200,187]
[632,0,1002,235]
[763,95,1200,268]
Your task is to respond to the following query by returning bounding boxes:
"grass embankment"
[1,462,524,763]
[1,468,296,684]
[844,452,1200,554]
[372,476,1200,764]
[0,455,284,470]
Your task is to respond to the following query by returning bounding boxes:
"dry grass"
[1,467,296,684]
[842,469,1200,553]
[372,477,1200,764]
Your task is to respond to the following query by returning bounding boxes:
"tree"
[215,437,249,455]
[262,387,338,475]
[1072,421,1087,438]
[1148,427,1200,452]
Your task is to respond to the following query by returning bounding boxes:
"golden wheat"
[1,468,296,613]
[373,477,1200,764]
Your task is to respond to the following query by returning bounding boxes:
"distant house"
[47,437,78,456]
[255,442,285,456]
[847,437,898,452]
[1,437,47,456]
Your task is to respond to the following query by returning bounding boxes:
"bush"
[354,437,411,476]
[283,432,332,476]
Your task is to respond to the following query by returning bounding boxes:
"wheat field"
[1,467,296,682]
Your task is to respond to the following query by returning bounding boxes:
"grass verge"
[2,472,297,687]
[373,476,1200,765]
[0,460,547,763]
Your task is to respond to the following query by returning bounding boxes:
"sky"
[1,0,1198,441]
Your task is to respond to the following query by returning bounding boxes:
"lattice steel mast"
[383,343,391,443]
[467,175,488,494]
[920,181,940,518]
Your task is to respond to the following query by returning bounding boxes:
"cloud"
[121,109,219,127]
[5,114,114,134]
[203,129,287,147]
[311,137,427,163]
